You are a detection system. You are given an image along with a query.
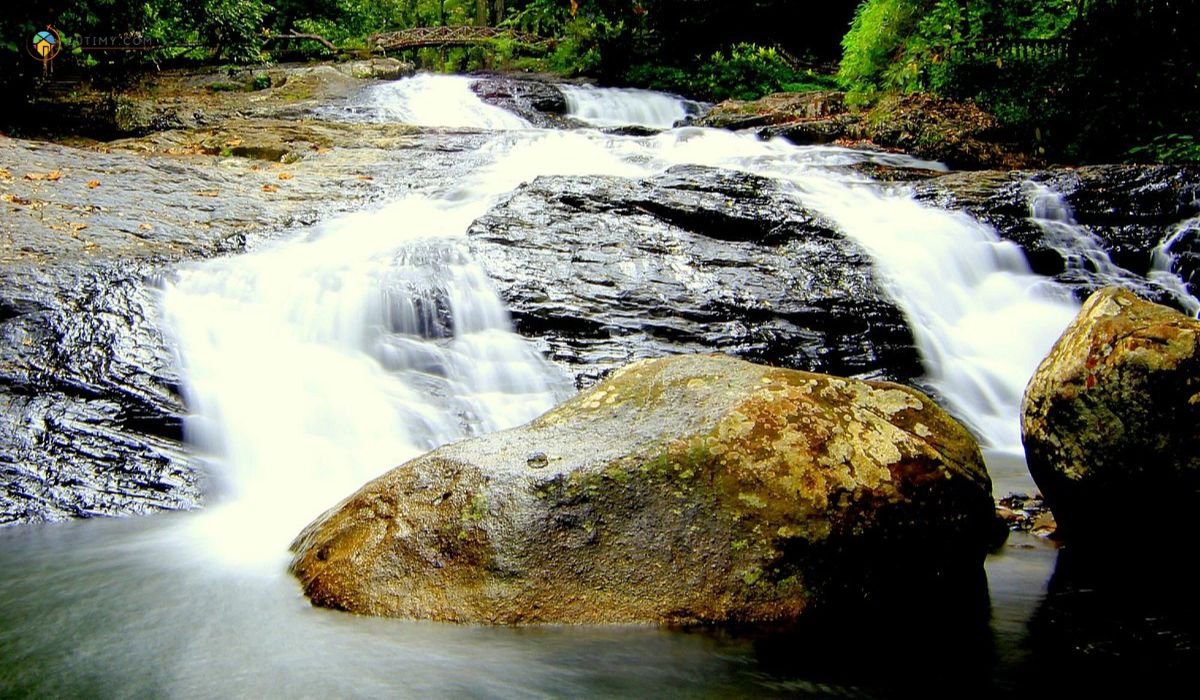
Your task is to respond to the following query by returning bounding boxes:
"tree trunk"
[476,0,488,26]
[493,0,506,25]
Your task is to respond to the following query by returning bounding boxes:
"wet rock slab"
[0,126,476,524]
[468,164,921,388]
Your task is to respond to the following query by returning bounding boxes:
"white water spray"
[1150,215,1200,317]
[368,73,531,129]
[561,84,698,129]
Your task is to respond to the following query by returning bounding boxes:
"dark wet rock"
[290,353,995,624]
[1,127,476,524]
[469,76,581,128]
[1021,287,1200,541]
[601,125,663,137]
[995,493,1056,536]
[913,165,1200,309]
[468,164,921,388]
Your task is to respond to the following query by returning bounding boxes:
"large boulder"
[1021,287,1200,539]
[468,165,921,388]
[290,353,995,624]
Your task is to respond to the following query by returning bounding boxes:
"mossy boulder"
[290,354,995,624]
[1022,287,1200,540]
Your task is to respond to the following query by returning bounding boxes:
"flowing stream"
[2,74,1196,696]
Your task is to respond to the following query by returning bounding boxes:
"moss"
[461,492,488,524]
[207,81,246,93]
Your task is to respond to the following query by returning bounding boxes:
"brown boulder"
[290,354,995,624]
[1022,287,1200,539]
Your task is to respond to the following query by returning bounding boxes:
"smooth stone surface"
[290,353,995,624]
[468,164,921,388]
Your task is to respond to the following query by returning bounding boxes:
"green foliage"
[190,0,271,62]
[1127,135,1200,165]
[623,64,693,95]
[626,43,837,101]
[838,0,1079,94]
[837,0,1200,162]
[838,0,923,94]
[699,43,836,101]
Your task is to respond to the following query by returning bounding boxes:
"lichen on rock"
[1021,286,1200,540]
[290,354,995,625]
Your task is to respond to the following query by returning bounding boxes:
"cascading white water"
[169,115,1088,545]
[1027,182,1132,281]
[367,73,531,129]
[163,202,571,563]
[537,127,1079,467]
[1149,215,1200,317]
[561,84,698,128]
[1028,182,1200,316]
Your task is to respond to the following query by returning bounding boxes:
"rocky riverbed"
[3,65,1199,535]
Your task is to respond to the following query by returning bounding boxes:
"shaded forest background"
[1,0,1196,163]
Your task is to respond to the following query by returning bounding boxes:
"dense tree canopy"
[838,0,1199,161]
[2,1,1196,162]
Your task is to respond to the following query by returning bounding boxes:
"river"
[2,75,1195,697]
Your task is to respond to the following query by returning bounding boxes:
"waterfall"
[163,178,573,564]
[167,117,1087,550]
[1149,215,1200,317]
[561,84,700,129]
[365,73,531,129]
[1025,182,1198,310]
[1026,182,1132,282]
[7,72,1177,697]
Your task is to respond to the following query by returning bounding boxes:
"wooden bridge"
[370,26,551,52]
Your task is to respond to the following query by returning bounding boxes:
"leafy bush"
[191,0,270,62]
[838,0,923,94]
[627,43,837,101]
[697,43,800,101]
[1127,134,1200,165]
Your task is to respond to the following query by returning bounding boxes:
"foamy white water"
[561,84,698,128]
[369,73,531,129]
[1150,215,1200,317]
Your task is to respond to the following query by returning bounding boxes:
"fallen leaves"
[24,170,62,181]
[277,172,293,180]
[262,184,279,192]
[195,190,220,197]
[0,167,11,180]
[87,180,101,189]
[2,193,33,206]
